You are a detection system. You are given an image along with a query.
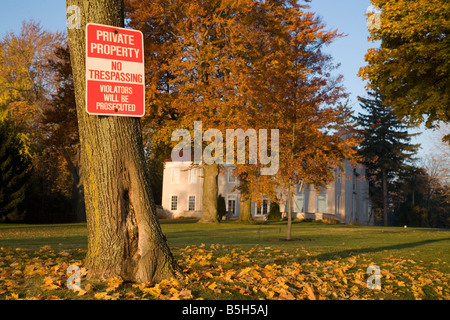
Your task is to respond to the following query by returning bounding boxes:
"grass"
[0,223,87,250]
[0,220,449,300]
[1,220,448,271]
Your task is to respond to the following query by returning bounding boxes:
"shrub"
[217,194,226,220]
[267,202,281,221]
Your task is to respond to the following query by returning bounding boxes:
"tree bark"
[238,176,252,222]
[286,185,293,240]
[199,163,219,223]
[287,123,295,240]
[66,0,180,282]
[239,194,252,222]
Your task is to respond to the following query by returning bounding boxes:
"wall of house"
[161,161,203,218]
[278,162,372,224]
[342,162,371,225]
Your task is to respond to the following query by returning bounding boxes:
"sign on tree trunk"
[66,0,179,283]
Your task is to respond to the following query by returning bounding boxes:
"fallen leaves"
[40,277,61,291]
[176,244,450,300]
[106,277,123,292]
[132,277,193,300]
[0,244,449,300]
[0,246,86,300]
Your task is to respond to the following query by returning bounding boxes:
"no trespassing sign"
[86,23,145,117]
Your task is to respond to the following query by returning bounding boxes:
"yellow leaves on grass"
[40,277,61,291]
[106,277,123,292]
[94,291,120,300]
[0,246,86,300]
[0,244,449,300]
[89,277,125,300]
[6,293,19,300]
[132,277,193,300]
[135,283,162,298]
[178,244,450,300]
[304,284,316,300]
[207,281,217,291]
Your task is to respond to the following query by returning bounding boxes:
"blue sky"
[0,0,434,159]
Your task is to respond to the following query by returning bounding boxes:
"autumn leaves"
[1,244,449,300]
[360,0,450,132]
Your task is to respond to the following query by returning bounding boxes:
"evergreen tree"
[355,91,419,226]
[217,194,227,220]
[267,202,281,221]
[0,117,32,222]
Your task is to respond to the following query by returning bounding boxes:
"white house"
[160,159,372,225]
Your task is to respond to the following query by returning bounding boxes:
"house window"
[255,199,270,216]
[262,200,269,215]
[294,194,304,213]
[317,190,327,213]
[170,195,178,211]
[171,168,180,184]
[227,168,237,183]
[188,169,197,184]
[227,195,236,215]
[188,195,196,211]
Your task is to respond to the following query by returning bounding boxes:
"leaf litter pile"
[0,244,448,300]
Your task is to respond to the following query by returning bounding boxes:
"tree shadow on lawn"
[303,237,450,262]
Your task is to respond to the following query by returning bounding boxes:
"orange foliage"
[125,0,359,202]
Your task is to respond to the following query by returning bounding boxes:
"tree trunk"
[286,185,293,240]
[382,168,388,226]
[239,194,252,222]
[199,163,219,223]
[66,0,180,282]
[238,176,252,222]
[287,123,295,240]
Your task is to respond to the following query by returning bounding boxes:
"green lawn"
[0,220,449,300]
[1,220,448,271]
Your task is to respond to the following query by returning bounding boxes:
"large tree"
[126,0,288,223]
[125,0,356,229]
[355,91,419,226]
[359,0,450,136]
[66,0,180,282]
[0,20,64,139]
[227,3,359,239]
[0,21,75,222]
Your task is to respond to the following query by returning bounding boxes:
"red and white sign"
[86,23,145,117]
